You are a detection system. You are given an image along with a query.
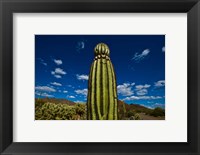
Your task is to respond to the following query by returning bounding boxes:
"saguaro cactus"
[87,43,118,120]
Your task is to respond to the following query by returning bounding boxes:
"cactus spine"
[87,43,118,120]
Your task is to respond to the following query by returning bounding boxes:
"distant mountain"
[35,98,153,112]
[35,98,156,112]
[118,100,153,115]
[35,98,76,105]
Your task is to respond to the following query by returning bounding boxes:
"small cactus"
[134,113,141,120]
[87,43,118,120]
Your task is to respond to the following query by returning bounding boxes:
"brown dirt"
[139,113,165,120]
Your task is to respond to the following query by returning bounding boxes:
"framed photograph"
[0,0,200,154]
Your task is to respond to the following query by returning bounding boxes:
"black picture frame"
[0,0,200,154]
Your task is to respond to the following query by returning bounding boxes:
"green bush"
[150,107,165,117]
[126,110,136,117]
[127,113,141,120]
[134,113,141,120]
[35,102,86,120]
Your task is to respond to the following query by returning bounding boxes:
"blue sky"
[35,35,165,109]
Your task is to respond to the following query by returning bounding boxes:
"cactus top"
[94,43,110,56]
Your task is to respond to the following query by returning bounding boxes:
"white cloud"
[67,95,75,99]
[76,74,89,80]
[35,86,56,92]
[135,84,151,96]
[123,95,162,101]
[132,49,150,62]
[76,41,85,51]
[75,100,85,103]
[35,92,54,97]
[136,89,148,96]
[144,103,165,109]
[54,75,62,79]
[154,103,165,106]
[135,84,151,89]
[162,46,165,52]
[54,59,62,65]
[154,80,165,87]
[54,68,66,75]
[50,82,62,86]
[63,90,68,93]
[51,68,66,78]
[75,88,88,96]
[117,83,135,96]
[41,62,47,66]
[38,58,47,66]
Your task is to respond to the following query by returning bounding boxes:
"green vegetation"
[35,101,86,120]
[150,107,165,117]
[35,98,165,120]
[117,100,165,120]
[134,113,141,120]
[87,43,118,120]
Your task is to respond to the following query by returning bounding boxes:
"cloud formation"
[54,68,66,75]
[162,46,165,52]
[123,95,162,101]
[136,89,148,96]
[141,103,165,109]
[63,90,68,93]
[135,84,151,96]
[154,80,165,87]
[117,83,135,96]
[35,86,56,92]
[135,84,151,89]
[51,68,66,78]
[132,49,150,62]
[38,58,47,66]
[67,95,75,99]
[54,59,62,65]
[75,100,84,103]
[54,75,62,79]
[35,92,54,97]
[75,88,88,96]
[76,74,89,81]
[76,41,85,52]
[51,82,62,86]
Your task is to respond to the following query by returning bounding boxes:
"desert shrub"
[75,104,86,115]
[35,102,86,120]
[126,110,136,117]
[134,113,141,120]
[35,98,45,109]
[128,113,141,120]
[129,116,135,120]
[135,109,142,113]
[150,107,165,117]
